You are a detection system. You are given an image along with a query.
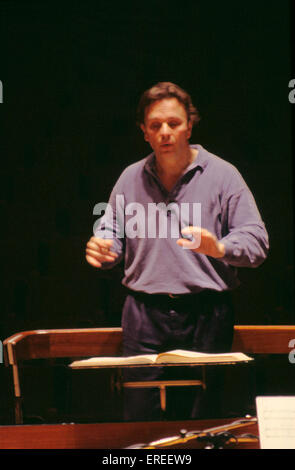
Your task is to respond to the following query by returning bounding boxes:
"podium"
[3,325,295,424]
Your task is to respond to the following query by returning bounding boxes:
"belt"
[126,289,202,304]
[126,288,230,304]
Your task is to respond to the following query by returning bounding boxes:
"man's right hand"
[85,237,118,268]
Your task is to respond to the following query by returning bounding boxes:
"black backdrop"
[0,1,294,424]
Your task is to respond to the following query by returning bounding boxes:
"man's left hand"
[176,226,225,259]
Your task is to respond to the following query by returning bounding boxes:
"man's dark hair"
[136,82,200,126]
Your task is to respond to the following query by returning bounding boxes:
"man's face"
[140,98,193,159]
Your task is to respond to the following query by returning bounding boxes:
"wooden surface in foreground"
[0,417,259,449]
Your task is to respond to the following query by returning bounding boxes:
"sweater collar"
[144,144,209,177]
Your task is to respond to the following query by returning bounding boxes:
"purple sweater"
[94,144,269,294]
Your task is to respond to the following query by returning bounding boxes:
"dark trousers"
[122,290,234,421]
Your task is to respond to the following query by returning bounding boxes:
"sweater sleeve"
[219,174,269,268]
[92,176,126,269]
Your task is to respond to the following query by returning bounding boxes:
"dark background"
[0,0,294,425]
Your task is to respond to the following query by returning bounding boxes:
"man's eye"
[169,122,179,128]
[150,123,160,130]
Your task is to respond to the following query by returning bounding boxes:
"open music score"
[69,349,253,368]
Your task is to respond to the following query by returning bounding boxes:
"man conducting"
[85,82,269,421]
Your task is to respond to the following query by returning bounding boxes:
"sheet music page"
[256,396,295,449]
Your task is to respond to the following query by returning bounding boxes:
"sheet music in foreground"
[256,396,295,449]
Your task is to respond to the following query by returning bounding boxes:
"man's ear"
[140,124,149,142]
[187,119,193,140]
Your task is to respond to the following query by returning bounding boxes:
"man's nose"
[160,122,170,135]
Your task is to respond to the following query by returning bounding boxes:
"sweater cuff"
[219,239,242,263]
